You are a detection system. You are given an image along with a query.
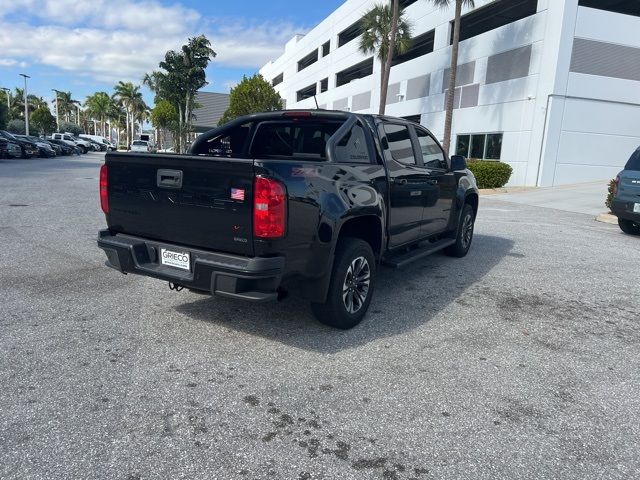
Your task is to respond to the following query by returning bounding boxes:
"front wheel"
[445,204,475,257]
[311,238,376,329]
[619,218,640,235]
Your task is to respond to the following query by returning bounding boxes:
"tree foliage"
[113,81,146,146]
[144,34,216,152]
[58,121,83,136]
[7,119,26,134]
[219,74,282,126]
[359,1,412,114]
[360,3,412,63]
[0,102,7,130]
[31,106,57,135]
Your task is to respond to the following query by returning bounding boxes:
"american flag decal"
[230,188,245,201]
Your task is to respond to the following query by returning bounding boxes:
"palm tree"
[431,0,475,155]
[85,92,112,136]
[113,81,143,147]
[107,101,126,146]
[9,89,48,118]
[50,91,75,124]
[360,1,412,114]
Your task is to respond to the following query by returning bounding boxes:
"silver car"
[130,140,150,153]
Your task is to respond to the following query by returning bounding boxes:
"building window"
[322,41,330,57]
[272,73,283,86]
[392,30,435,67]
[297,83,317,102]
[452,0,538,44]
[320,78,328,93]
[456,133,503,160]
[336,58,374,87]
[297,50,318,72]
[338,21,363,47]
[578,0,640,17]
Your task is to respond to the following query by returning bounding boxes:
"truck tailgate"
[106,153,254,256]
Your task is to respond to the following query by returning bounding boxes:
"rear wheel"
[444,204,475,258]
[618,218,640,235]
[311,238,376,329]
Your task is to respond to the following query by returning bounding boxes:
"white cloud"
[0,0,305,85]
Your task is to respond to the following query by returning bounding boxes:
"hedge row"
[466,160,513,189]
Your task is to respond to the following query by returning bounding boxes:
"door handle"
[157,169,183,189]
[393,178,408,186]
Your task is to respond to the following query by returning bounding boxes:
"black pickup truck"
[98,111,479,329]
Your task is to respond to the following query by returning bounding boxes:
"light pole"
[0,87,9,115]
[52,89,61,131]
[19,73,30,136]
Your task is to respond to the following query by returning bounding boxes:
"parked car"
[79,134,111,151]
[51,133,91,153]
[611,147,640,235]
[48,138,76,156]
[17,135,56,158]
[0,137,22,159]
[129,140,150,152]
[0,130,38,158]
[98,110,479,329]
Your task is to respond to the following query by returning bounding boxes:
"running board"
[382,239,455,268]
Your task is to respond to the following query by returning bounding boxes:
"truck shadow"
[175,234,514,353]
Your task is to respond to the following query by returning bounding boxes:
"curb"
[479,187,535,196]
[595,213,617,225]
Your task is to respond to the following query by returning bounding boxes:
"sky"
[0,0,345,107]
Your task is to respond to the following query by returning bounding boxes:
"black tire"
[311,238,376,329]
[79,145,87,154]
[618,218,640,235]
[444,203,475,258]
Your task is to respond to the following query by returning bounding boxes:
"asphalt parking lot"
[1,153,639,480]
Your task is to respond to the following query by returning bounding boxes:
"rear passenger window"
[415,128,447,169]
[383,124,416,165]
[335,124,369,163]
[251,122,340,159]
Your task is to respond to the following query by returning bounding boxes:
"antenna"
[313,95,319,109]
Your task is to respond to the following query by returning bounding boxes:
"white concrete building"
[260,0,640,186]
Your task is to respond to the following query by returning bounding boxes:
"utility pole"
[52,89,61,131]
[19,74,30,135]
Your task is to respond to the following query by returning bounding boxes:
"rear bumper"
[97,230,285,302]
[612,199,640,223]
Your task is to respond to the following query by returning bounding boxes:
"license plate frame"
[160,248,191,271]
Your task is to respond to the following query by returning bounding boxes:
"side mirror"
[450,155,467,171]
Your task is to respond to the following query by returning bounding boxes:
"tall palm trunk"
[443,0,462,156]
[183,92,191,153]
[379,0,400,114]
[124,110,130,147]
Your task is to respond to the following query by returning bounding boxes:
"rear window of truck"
[251,121,341,160]
[625,148,640,171]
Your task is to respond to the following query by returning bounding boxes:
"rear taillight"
[613,175,620,196]
[253,176,286,239]
[100,164,109,214]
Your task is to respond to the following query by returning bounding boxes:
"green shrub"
[605,178,617,212]
[467,160,513,189]
[7,119,25,134]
